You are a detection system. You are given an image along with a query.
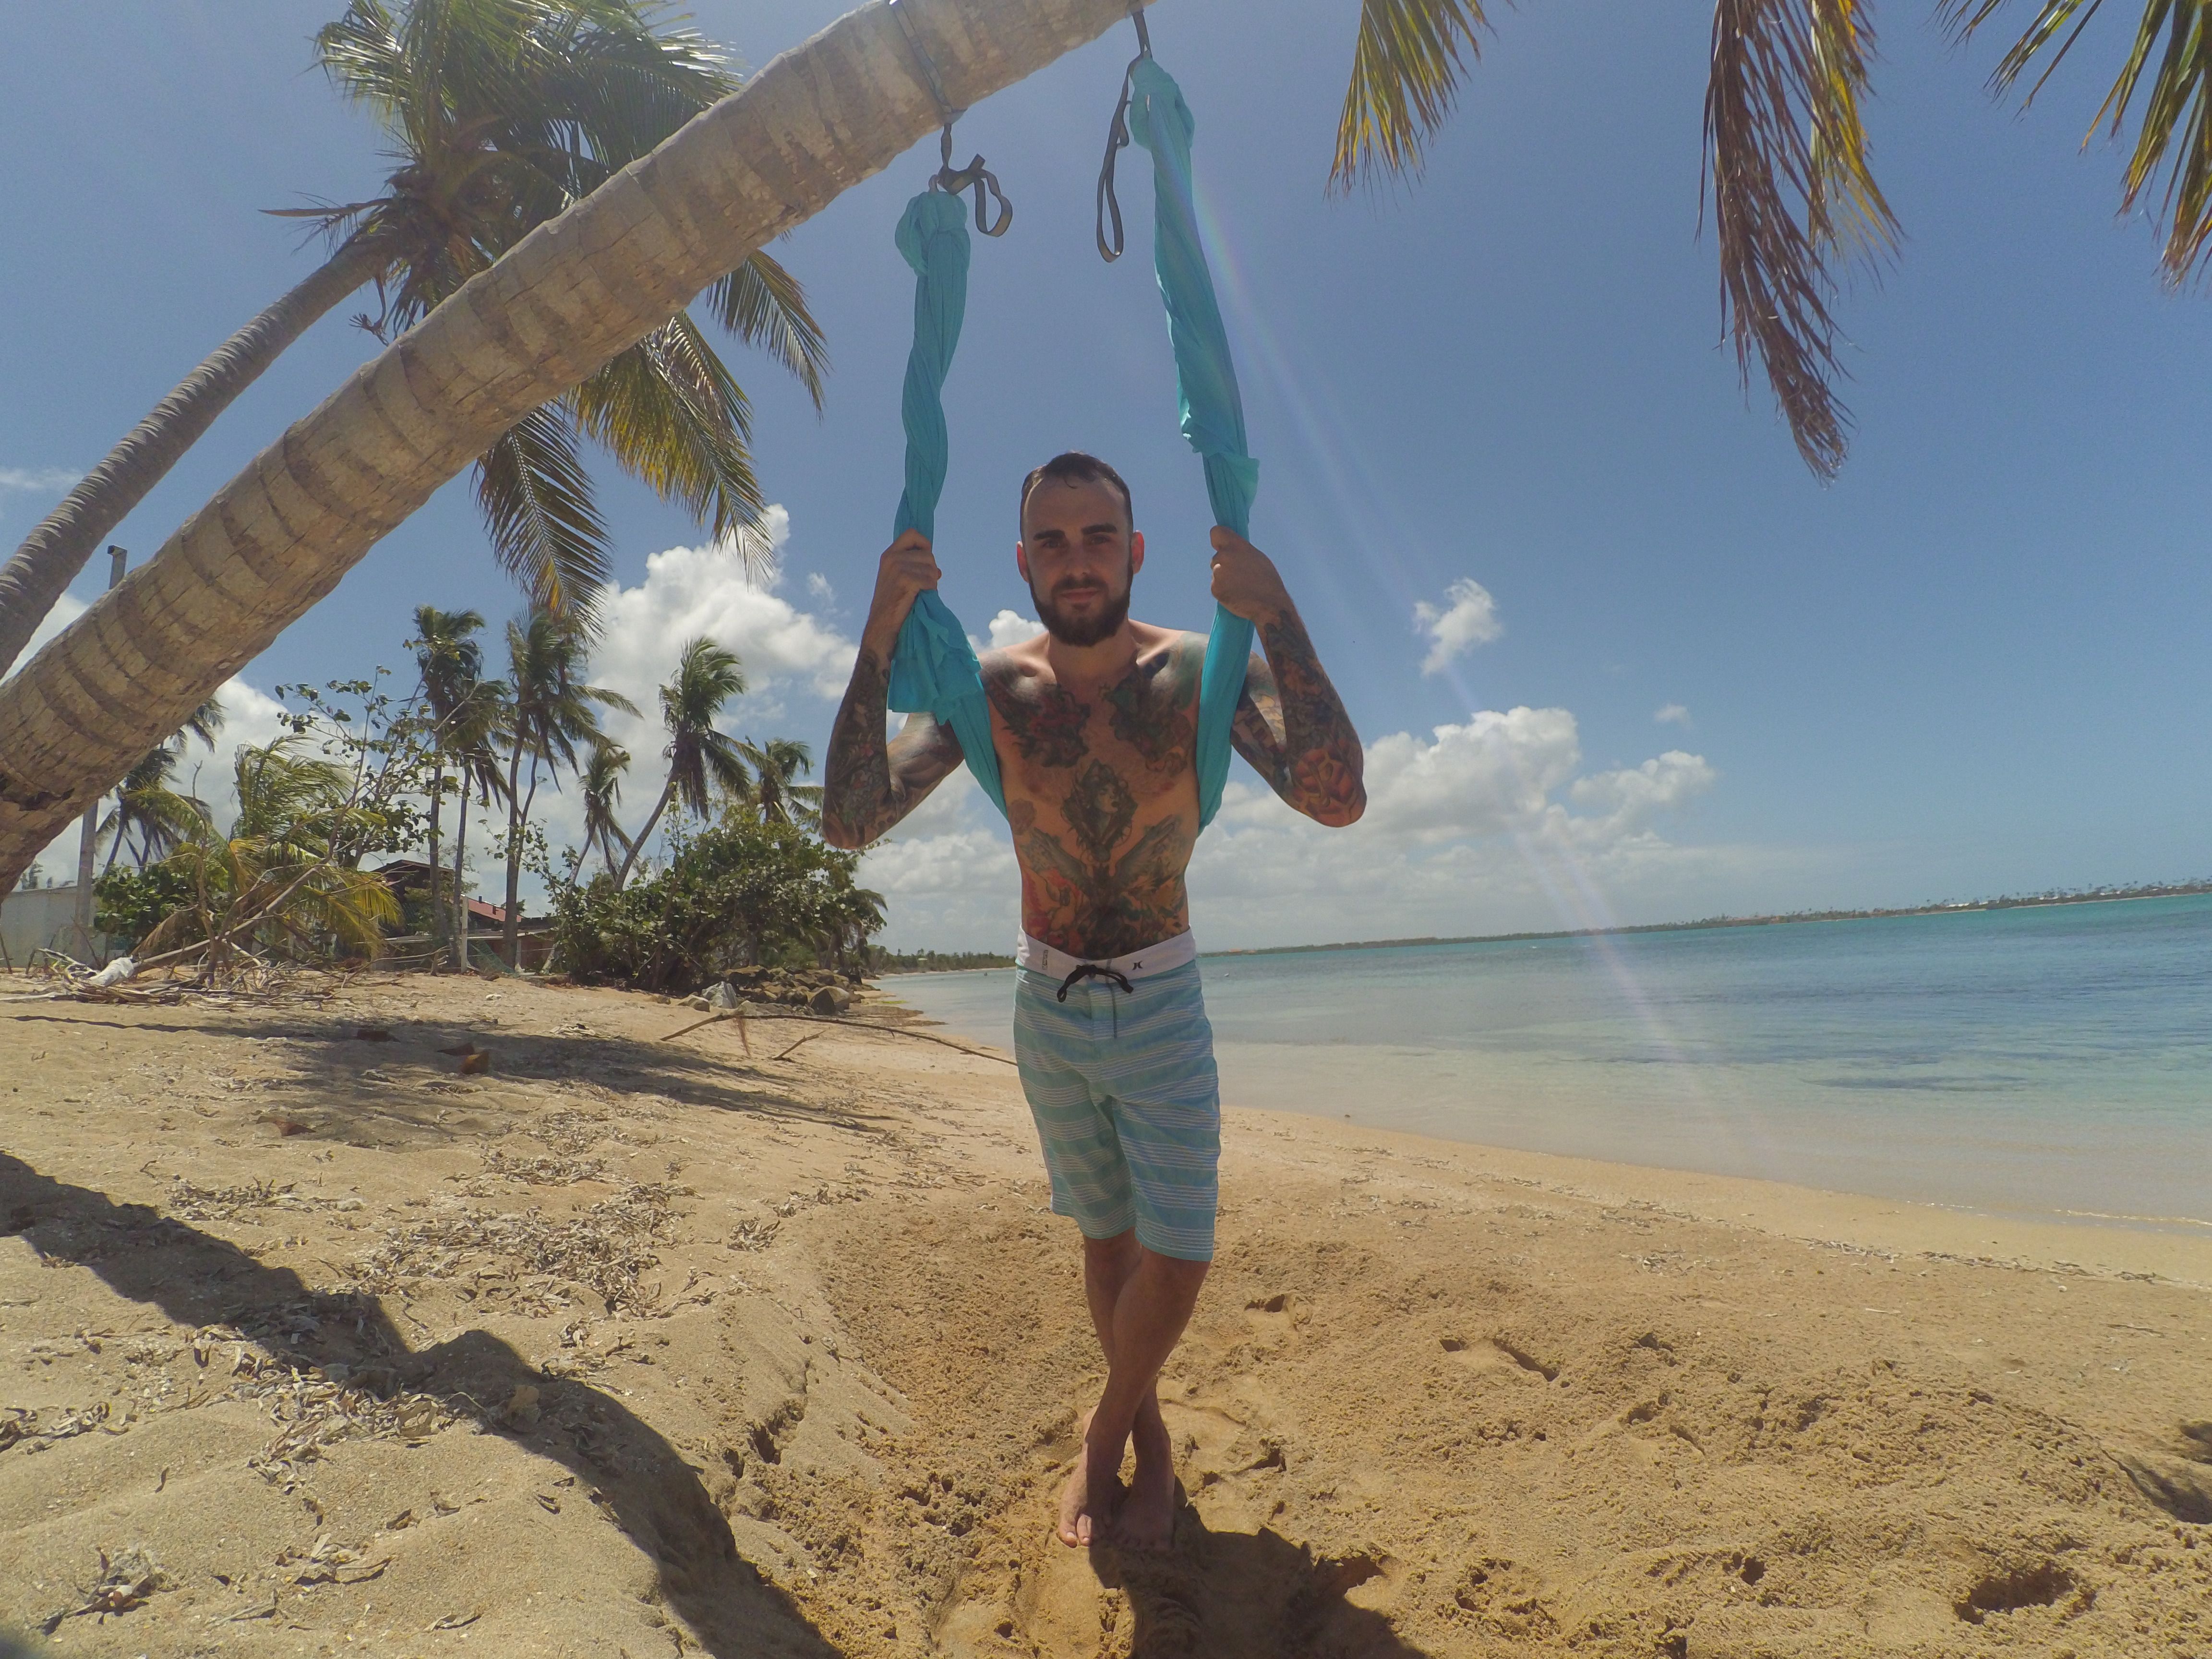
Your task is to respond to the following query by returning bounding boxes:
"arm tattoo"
[821,649,964,847]
[1229,606,1366,826]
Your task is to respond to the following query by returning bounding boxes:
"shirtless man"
[822,452,1364,1550]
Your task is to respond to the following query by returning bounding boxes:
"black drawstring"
[1056,962,1133,1003]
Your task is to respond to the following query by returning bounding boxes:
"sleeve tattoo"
[1228,608,1366,827]
[821,649,966,847]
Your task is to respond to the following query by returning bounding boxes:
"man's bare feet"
[1057,1408,1121,1547]
[1057,1456,1123,1547]
[1115,1408,1178,1550]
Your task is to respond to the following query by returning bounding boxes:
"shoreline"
[872,883,2212,971]
[1224,1105,2212,1287]
[1206,881,2212,959]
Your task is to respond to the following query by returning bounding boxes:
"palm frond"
[551,4,742,168]
[475,402,612,616]
[177,697,226,750]
[1950,0,2212,283]
[569,314,773,579]
[1330,0,1492,192]
[1704,0,1901,478]
[705,251,829,410]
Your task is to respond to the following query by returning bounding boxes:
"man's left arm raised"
[1211,529,1366,828]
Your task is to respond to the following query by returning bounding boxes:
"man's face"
[1016,476,1145,648]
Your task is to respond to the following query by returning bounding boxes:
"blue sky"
[5,0,2208,949]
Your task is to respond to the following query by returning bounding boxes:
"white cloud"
[589,510,855,708]
[860,702,1722,950]
[0,466,81,495]
[1655,703,1691,726]
[1413,577,1502,676]
[806,571,835,603]
[526,513,857,866]
[1565,751,1718,845]
[973,609,1040,653]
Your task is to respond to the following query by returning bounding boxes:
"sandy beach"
[2,969,2206,1657]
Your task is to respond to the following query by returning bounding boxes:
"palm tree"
[498,609,636,962]
[98,747,212,874]
[408,604,484,945]
[21,0,2205,891]
[738,736,822,832]
[141,737,400,974]
[445,677,508,969]
[0,0,827,678]
[577,739,634,878]
[616,637,748,887]
[96,696,226,873]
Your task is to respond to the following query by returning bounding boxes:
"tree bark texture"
[0,240,385,679]
[0,0,1148,889]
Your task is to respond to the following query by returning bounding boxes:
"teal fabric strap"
[1126,57,1257,831]
[885,189,1008,817]
[884,58,1257,832]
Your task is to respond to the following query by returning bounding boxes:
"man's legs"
[1057,1228,1208,1548]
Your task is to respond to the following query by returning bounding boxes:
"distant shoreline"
[876,879,2212,973]
[1201,880,2212,960]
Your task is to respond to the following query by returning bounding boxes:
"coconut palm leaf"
[1949,0,2212,281]
[579,739,635,874]
[706,251,830,412]
[1330,0,1492,191]
[178,697,227,751]
[99,746,214,870]
[476,402,612,615]
[552,2,743,159]
[739,735,820,830]
[1703,0,1900,478]
[569,314,771,578]
[615,636,748,884]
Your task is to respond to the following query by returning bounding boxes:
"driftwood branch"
[661,1007,1015,1066]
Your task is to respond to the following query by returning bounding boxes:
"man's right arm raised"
[820,532,967,850]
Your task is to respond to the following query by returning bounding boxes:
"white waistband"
[1015,929,1197,982]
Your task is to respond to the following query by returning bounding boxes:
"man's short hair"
[1019,452,1133,534]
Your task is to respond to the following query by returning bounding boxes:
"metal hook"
[1095,8,1153,263]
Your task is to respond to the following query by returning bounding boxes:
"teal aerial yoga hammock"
[886,41,1256,831]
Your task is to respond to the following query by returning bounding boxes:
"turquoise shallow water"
[887,894,2212,1229]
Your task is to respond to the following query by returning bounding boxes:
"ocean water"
[887,895,2212,1229]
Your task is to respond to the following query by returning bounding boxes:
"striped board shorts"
[1011,931,1220,1262]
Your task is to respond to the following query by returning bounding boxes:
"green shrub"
[94,863,201,951]
[549,817,882,994]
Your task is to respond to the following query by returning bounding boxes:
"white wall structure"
[1,884,106,966]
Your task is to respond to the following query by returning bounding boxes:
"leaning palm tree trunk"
[0,0,1143,890]
[0,240,385,679]
[614,779,677,890]
[452,784,471,972]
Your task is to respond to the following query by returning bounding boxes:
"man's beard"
[1033,578,1131,648]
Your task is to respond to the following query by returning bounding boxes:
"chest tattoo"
[1102,662,1196,772]
[998,682,1090,769]
[1063,760,1138,864]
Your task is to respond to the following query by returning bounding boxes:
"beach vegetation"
[614,636,751,888]
[548,814,883,994]
[492,610,637,965]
